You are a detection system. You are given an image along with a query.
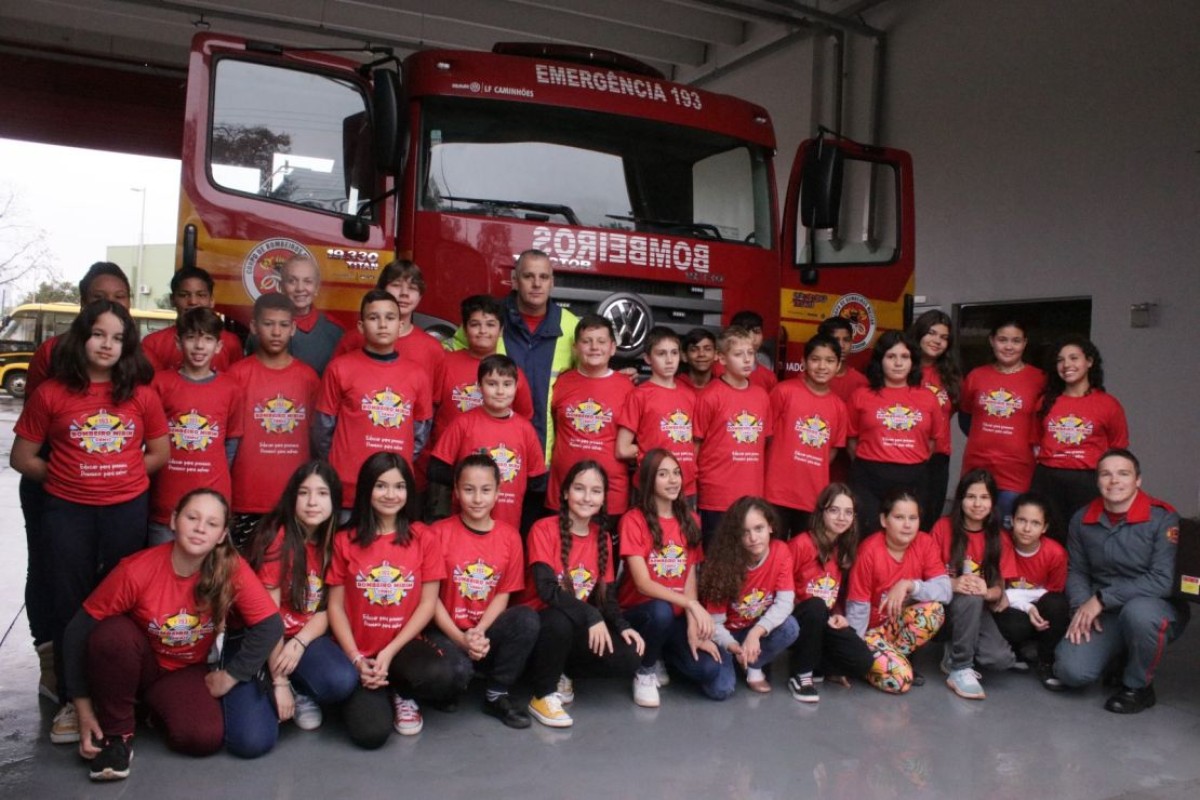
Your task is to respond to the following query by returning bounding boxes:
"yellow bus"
[0,303,176,398]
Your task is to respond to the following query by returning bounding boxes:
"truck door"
[778,137,915,373]
[179,33,396,330]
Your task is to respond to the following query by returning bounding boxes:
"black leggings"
[342,633,470,749]
[850,458,928,534]
[771,504,812,541]
[789,597,874,678]
[922,453,950,531]
[525,607,641,699]
[993,592,1071,665]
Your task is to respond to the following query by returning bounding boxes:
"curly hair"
[633,449,701,550]
[699,496,779,606]
[810,483,859,573]
[557,460,611,602]
[1039,335,1105,419]
[948,469,1002,587]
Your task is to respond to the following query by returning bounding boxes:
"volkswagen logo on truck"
[597,293,653,357]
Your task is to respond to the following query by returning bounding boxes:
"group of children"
[13,257,1147,782]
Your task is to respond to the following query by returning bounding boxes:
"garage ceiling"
[0,0,889,84]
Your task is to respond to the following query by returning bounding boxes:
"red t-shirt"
[765,379,847,512]
[929,517,986,576]
[1000,535,1067,592]
[519,517,615,612]
[706,539,794,631]
[616,380,698,496]
[432,516,525,630]
[828,368,869,405]
[84,543,277,671]
[256,529,326,638]
[548,369,631,514]
[325,522,444,658]
[429,408,546,529]
[15,380,168,505]
[335,326,447,380]
[617,509,704,612]
[694,378,772,511]
[789,532,845,610]
[847,531,947,629]
[23,335,58,400]
[433,349,534,440]
[317,350,433,505]
[712,362,778,393]
[149,371,244,524]
[141,327,244,374]
[959,365,1045,492]
[226,356,321,514]
[847,385,944,465]
[1036,390,1129,470]
[920,365,953,456]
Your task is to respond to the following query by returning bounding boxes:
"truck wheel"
[4,370,27,399]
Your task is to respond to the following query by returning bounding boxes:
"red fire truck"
[179,33,913,371]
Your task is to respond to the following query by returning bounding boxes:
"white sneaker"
[391,695,423,735]
[653,660,670,687]
[292,692,322,731]
[50,702,80,744]
[633,673,660,708]
[556,674,575,704]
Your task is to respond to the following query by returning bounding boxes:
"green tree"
[21,280,79,305]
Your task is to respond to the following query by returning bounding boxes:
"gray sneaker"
[293,692,323,731]
[946,668,986,700]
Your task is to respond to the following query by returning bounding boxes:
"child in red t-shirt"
[62,490,283,778]
[12,301,170,745]
[430,454,538,729]
[993,493,1069,690]
[149,308,244,545]
[315,290,434,509]
[547,314,632,515]
[429,355,546,531]
[930,469,1016,700]
[325,453,458,748]
[679,327,717,390]
[247,461,357,732]
[709,309,778,392]
[909,310,960,529]
[785,483,874,703]
[141,267,244,373]
[228,293,321,549]
[618,450,710,708]
[846,489,949,694]
[765,333,848,537]
[818,316,869,485]
[677,497,798,699]
[521,461,644,728]
[616,327,698,504]
[695,325,773,545]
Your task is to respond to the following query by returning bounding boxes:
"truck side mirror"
[800,140,844,229]
[373,69,402,172]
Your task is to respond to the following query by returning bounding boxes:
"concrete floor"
[0,393,1198,799]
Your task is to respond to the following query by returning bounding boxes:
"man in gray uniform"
[1054,449,1188,713]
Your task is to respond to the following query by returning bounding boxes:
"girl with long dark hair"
[908,310,960,528]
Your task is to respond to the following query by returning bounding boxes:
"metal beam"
[508,0,747,47]
[670,0,882,38]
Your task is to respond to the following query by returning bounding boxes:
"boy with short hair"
[227,293,321,548]
[148,307,244,544]
[314,289,433,507]
[333,260,446,373]
[727,310,779,392]
[547,314,632,515]
[818,316,868,403]
[142,267,244,372]
[615,326,697,502]
[429,355,546,531]
[679,328,718,390]
[279,255,343,375]
[694,325,774,546]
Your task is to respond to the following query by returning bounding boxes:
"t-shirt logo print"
[304,572,323,613]
[795,414,831,448]
[732,588,772,620]
[454,559,500,601]
[488,444,522,483]
[451,382,482,413]
[650,543,688,578]
[807,575,839,608]
[169,410,219,451]
[568,563,596,600]
[566,399,612,434]
[727,411,763,443]
[980,389,1021,418]
[255,395,306,433]
[70,409,136,454]
[926,383,950,407]
[356,561,415,605]
[149,608,214,647]
[660,410,693,443]
[1048,414,1093,445]
[877,404,921,431]
[361,388,413,428]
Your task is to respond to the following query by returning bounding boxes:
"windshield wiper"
[606,214,724,241]
[441,196,579,225]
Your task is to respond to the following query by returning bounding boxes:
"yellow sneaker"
[527,694,573,728]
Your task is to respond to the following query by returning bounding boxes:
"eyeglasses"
[823,508,855,518]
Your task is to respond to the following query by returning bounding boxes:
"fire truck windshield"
[420,97,773,248]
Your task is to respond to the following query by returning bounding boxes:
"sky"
[0,137,181,296]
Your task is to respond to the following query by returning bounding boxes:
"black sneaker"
[911,670,926,687]
[1104,684,1156,714]
[788,676,820,703]
[89,736,133,781]
[1036,661,1066,692]
[483,694,532,729]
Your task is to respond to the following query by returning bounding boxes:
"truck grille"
[552,273,723,333]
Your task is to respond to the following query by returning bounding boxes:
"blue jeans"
[624,599,686,671]
[667,616,799,701]
[290,635,360,703]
